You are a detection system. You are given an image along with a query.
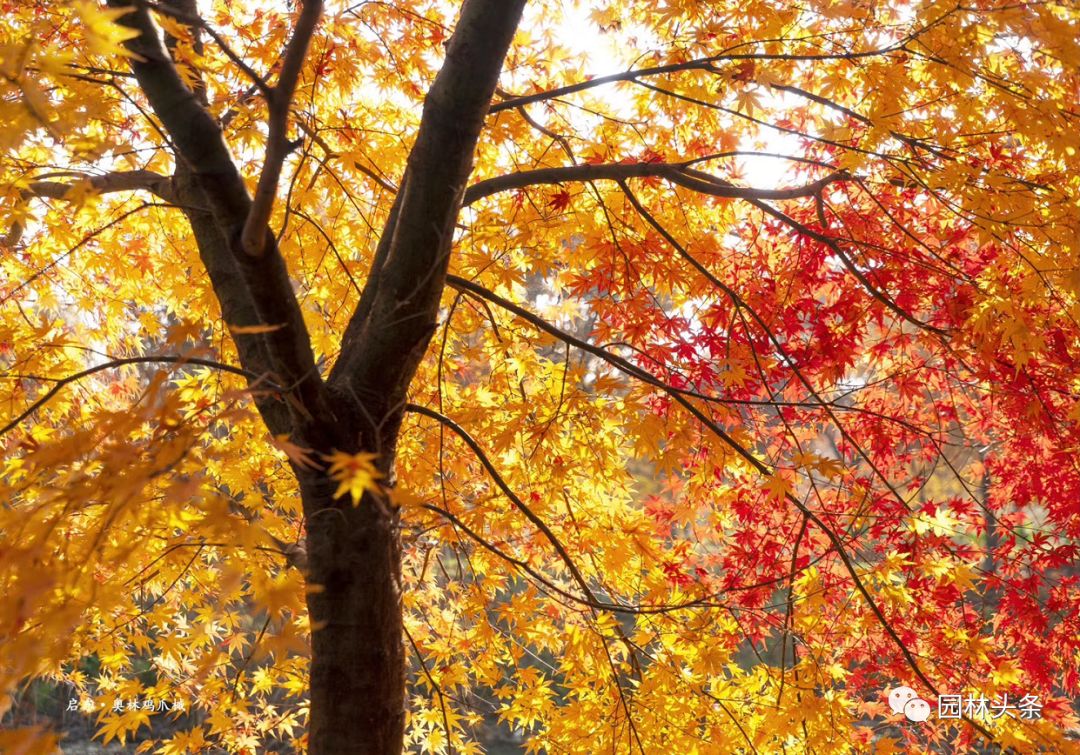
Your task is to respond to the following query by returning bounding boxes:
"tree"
[1,0,1079,752]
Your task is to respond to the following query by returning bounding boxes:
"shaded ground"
[53,744,132,755]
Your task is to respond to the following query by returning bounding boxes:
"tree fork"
[309,2,527,751]
[110,0,527,751]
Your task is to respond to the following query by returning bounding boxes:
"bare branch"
[0,355,283,438]
[462,161,849,206]
[4,171,174,247]
[241,0,324,257]
[22,169,174,201]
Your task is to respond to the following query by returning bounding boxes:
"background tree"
[2,0,1080,753]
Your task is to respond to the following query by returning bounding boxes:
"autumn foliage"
[2,0,1080,753]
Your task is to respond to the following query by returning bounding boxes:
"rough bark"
[301,475,406,754]
[107,0,335,442]
[312,4,527,751]
[110,0,526,752]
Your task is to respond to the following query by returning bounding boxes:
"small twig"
[145,1,272,96]
[241,0,325,256]
[404,625,457,755]
[1,355,283,437]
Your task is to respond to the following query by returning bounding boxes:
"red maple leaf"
[548,188,572,212]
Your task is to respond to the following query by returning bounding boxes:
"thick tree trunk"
[111,1,527,753]
[302,473,405,754]
[308,3,526,751]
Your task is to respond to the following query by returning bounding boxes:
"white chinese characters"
[886,686,1043,723]
[67,696,187,714]
[937,692,1042,720]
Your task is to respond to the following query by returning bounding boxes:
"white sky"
[556,1,800,190]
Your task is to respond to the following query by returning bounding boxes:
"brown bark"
[310,3,527,751]
[110,0,525,752]
[301,474,406,754]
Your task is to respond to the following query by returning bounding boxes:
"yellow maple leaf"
[325,450,383,505]
[990,658,1023,688]
[73,1,141,58]
[950,563,979,592]
[272,434,321,470]
[763,473,793,502]
[872,737,904,755]
[734,86,764,117]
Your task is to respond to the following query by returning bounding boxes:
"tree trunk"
[302,473,405,754]
[307,3,527,750]
[110,0,527,752]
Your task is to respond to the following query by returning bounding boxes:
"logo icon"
[887,686,931,722]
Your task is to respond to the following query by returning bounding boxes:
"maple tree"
[2,0,1080,753]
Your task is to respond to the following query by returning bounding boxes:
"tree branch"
[109,0,333,444]
[0,355,283,438]
[22,169,174,201]
[241,0,324,257]
[487,11,956,114]
[488,44,912,115]
[146,1,271,97]
[617,182,946,504]
[442,274,1001,748]
[329,0,527,454]
[106,0,248,206]
[293,116,398,193]
[406,403,596,601]
[751,194,948,336]
[419,496,826,617]
[4,171,175,247]
[462,161,849,206]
